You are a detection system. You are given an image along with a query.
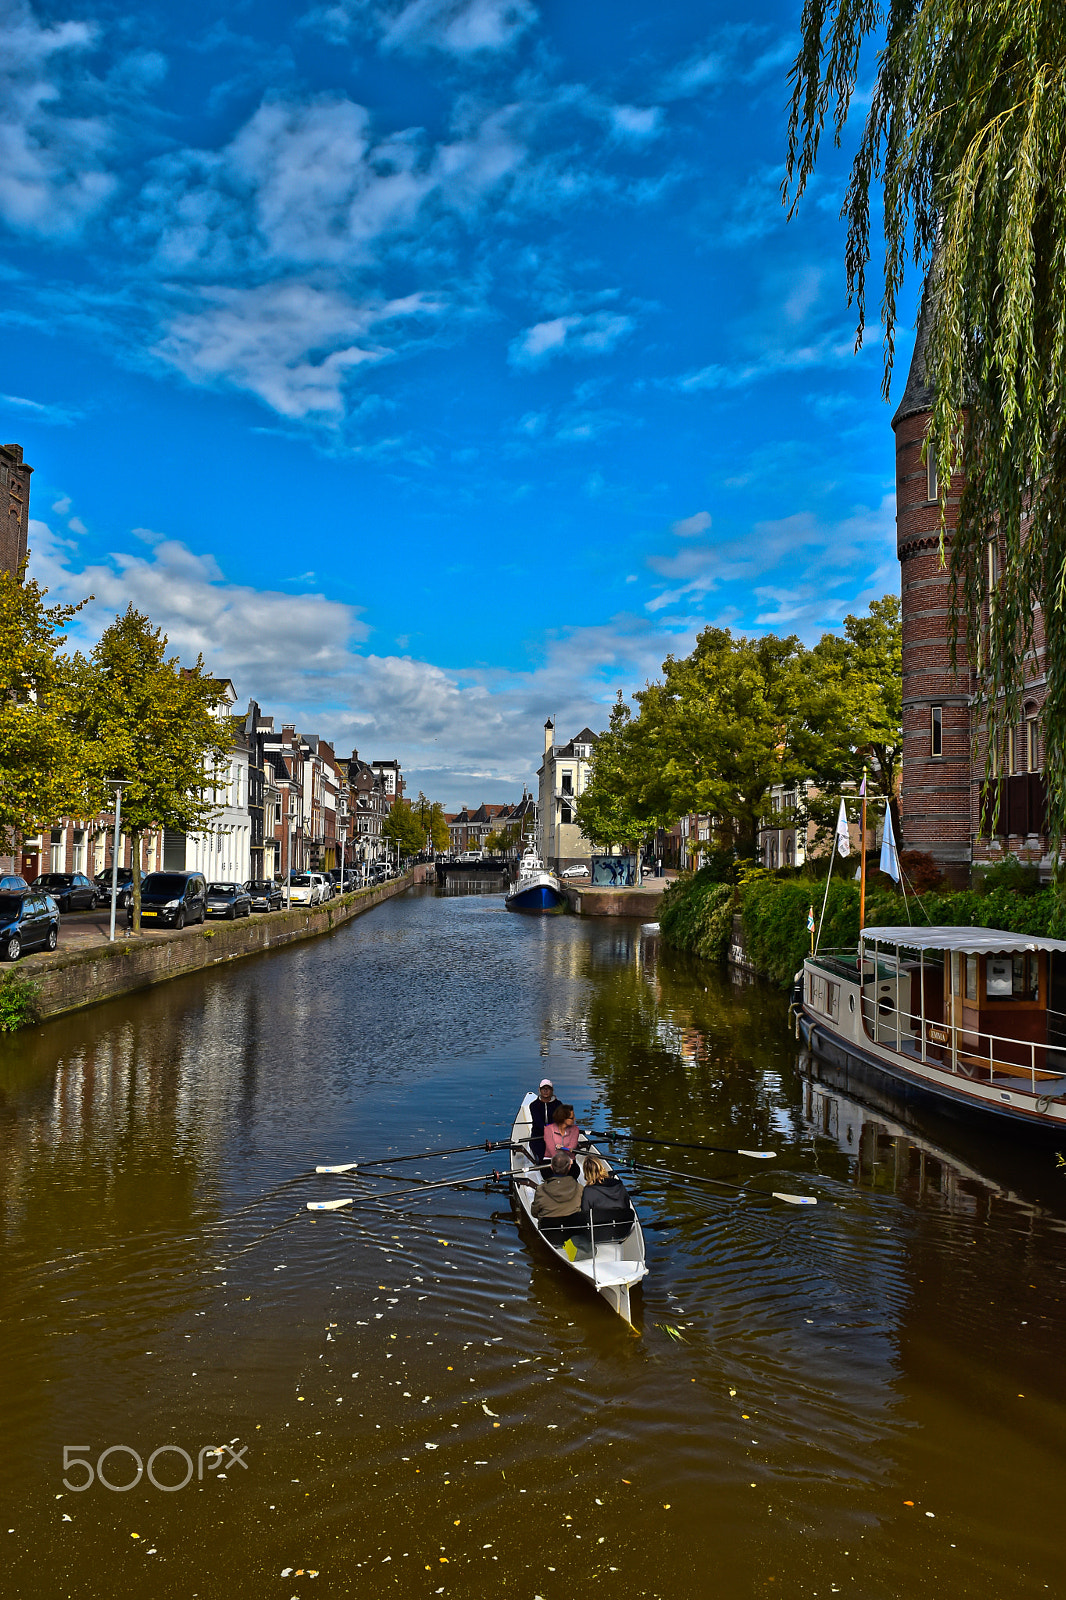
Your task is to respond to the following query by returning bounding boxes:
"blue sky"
[3,0,911,806]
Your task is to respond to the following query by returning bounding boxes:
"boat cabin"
[808,926,1066,1091]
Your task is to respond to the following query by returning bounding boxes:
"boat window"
[1012,952,1039,1001]
[965,955,978,1002]
[986,956,1012,998]
[951,951,962,996]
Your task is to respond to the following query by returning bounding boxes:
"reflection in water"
[2,891,1066,1599]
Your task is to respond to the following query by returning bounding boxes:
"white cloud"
[154,281,441,417]
[508,310,634,369]
[671,510,711,537]
[609,105,662,142]
[380,0,537,55]
[27,518,693,802]
[0,3,116,237]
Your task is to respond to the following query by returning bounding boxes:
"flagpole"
[859,765,868,932]
[813,840,836,957]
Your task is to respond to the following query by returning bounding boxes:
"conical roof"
[892,277,935,428]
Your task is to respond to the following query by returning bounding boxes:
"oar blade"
[738,1149,776,1160]
[316,1162,358,1174]
[772,1191,817,1206]
[307,1198,353,1211]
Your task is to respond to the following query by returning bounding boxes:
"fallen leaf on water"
[482,1403,498,1417]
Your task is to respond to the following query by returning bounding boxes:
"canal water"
[2,886,1066,1599]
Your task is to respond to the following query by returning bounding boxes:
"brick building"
[1,442,31,576]
[894,295,1051,882]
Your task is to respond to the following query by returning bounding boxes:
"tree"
[784,0,1066,839]
[0,568,90,853]
[636,628,808,859]
[73,606,234,932]
[382,798,425,859]
[575,694,668,853]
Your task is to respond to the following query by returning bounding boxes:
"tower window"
[926,447,938,503]
[931,706,943,757]
[1025,710,1040,773]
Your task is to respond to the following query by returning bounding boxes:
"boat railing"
[860,995,1065,1094]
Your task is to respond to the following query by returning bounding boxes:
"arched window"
[1024,704,1040,773]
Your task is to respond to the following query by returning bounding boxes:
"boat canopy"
[860,925,1066,956]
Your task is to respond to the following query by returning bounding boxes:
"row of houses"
[445,795,536,856]
[9,675,405,888]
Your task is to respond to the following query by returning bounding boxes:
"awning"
[860,925,1066,956]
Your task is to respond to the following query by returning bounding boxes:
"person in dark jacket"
[528,1079,561,1164]
[530,1153,586,1242]
[580,1155,635,1241]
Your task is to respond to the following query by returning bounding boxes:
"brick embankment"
[15,875,413,1024]
[564,881,668,918]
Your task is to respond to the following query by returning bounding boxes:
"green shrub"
[974,854,1042,896]
[0,971,41,1033]
[659,876,735,962]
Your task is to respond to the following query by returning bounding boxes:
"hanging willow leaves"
[784,0,1066,846]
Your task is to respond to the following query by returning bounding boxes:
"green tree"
[784,0,1066,840]
[73,606,234,932]
[637,628,808,859]
[382,798,424,859]
[576,693,669,854]
[0,569,90,852]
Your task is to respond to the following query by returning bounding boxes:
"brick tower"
[892,301,974,884]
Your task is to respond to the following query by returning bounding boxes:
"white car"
[561,864,590,879]
[285,872,325,906]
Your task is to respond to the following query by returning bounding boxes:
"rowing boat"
[509,1099,648,1324]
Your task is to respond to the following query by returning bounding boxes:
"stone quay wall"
[17,875,412,1024]
[564,885,665,918]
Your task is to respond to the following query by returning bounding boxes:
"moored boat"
[509,1099,647,1323]
[797,924,1066,1133]
[505,848,566,913]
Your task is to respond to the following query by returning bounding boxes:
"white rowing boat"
[509,1099,648,1325]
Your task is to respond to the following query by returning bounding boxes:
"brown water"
[2,886,1065,1599]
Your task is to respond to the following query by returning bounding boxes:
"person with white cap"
[528,1078,561,1164]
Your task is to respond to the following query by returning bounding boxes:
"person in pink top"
[543,1104,582,1171]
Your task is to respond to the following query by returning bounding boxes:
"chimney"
[544,718,554,753]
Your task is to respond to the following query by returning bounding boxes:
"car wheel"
[47,926,58,951]
[6,935,21,961]
[174,909,186,931]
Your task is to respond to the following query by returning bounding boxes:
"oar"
[316,1138,519,1174]
[589,1128,777,1160]
[310,1171,511,1210]
[614,1156,816,1208]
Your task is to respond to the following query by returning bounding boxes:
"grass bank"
[660,866,1066,988]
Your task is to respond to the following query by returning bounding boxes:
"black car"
[92,868,144,910]
[34,872,96,912]
[206,882,253,919]
[0,874,29,891]
[245,879,284,912]
[0,890,60,960]
[137,871,208,929]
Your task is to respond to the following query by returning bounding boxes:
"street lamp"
[107,779,131,943]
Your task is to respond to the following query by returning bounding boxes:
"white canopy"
[861,925,1066,956]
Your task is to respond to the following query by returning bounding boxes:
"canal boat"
[505,848,566,914]
[797,924,1066,1134]
[509,1099,647,1323]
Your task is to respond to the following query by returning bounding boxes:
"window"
[926,446,938,502]
[1025,710,1040,773]
[931,705,943,757]
[73,829,86,873]
[965,955,978,1002]
[50,827,63,872]
[561,772,573,794]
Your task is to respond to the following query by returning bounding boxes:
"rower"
[528,1078,560,1163]
[531,1153,586,1245]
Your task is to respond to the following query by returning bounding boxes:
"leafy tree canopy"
[785,0,1066,839]
[0,569,89,850]
[382,798,425,857]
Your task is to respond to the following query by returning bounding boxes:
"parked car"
[206,881,253,919]
[0,889,60,960]
[137,871,208,929]
[92,868,144,909]
[245,879,284,912]
[0,874,29,891]
[34,871,97,912]
[561,865,590,880]
[285,872,323,906]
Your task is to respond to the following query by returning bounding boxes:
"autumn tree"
[0,568,90,853]
[73,606,234,931]
[784,0,1066,838]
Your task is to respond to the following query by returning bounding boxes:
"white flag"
[880,804,900,883]
[834,798,851,858]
